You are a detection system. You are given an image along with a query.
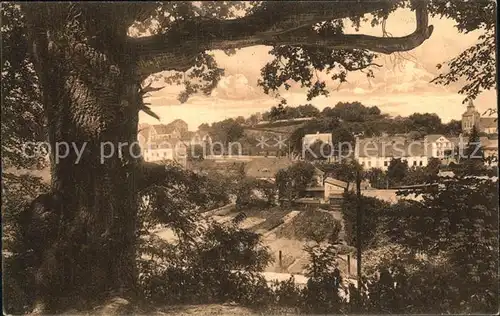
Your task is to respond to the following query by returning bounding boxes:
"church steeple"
[462,99,481,135]
[467,99,475,110]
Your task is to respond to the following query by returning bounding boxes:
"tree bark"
[23,6,143,312]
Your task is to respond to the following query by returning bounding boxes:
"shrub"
[275,209,341,243]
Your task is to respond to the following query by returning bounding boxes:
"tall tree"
[8,0,436,311]
[387,158,409,187]
[458,125,485,176]
[407,113,442,134]
[275,161,316,201]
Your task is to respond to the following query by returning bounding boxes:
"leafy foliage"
[386,158,409,187]
[4,0,497,312]
[365,167,388,189]
[1,4,51,314]
[137,164,273,307]
[235,177,276,209]
[321,160,362,190]
[275,161,315,202]
[342,192,391,249]
[1,3,46,170]
[381,172,499,313]
[429,1,496,102]
[275,209,342,243]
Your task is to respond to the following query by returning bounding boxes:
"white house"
[138,121,190,166]
[424,134,454,159]
[302,132,332,147]
[141,139,187,166]
[355,137,430,171]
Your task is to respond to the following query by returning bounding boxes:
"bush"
[137,220,273,307]
[341,192,391,248]
[275,209,341,243]
[303,243,345,314]
[2,174,49,314]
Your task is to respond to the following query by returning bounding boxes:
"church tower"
[461,100,481,134]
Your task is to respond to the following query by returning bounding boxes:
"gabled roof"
[480,117,498,129]
[481,138,498,149]
[303,133,332,144]
[324,177,348,189]
[138,126,151,140]
[313,166,325,175]
[151,124,179,135]
[425,134,449,143]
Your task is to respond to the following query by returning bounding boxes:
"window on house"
[413,161,417,166]
[419,160,423,166]
[368,161,371,167]
[361,161,365,166]
[384,161,388,167]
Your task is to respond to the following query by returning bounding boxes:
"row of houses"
[301,132,498,171]
[302,102,498,170]
[138,102,497,169]
[354,134,498,171]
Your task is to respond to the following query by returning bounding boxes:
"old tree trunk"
[23,5,145,312]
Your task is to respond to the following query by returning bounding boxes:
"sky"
[138,7,497,131]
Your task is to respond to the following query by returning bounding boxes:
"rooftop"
[356,137,430,158]
[479,117,498,129]
[424,134,448,143]
[324,177,348,189]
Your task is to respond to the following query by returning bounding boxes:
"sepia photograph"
[1,1,498,315]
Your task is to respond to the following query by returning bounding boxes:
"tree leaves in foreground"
[430,1,496,102]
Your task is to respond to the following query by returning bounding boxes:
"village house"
[302,132,332,147]
[180,130,211,147]
[424,134,454,159]
[302,132,337,162]
[138,120,191,167]
[141,139,187,167]
[354,136,431,171]
[138,123,182,144]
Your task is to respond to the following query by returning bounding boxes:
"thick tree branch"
[132,1,432,77]
[131,1,404,76]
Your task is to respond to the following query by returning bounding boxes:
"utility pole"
[356,168,363,297]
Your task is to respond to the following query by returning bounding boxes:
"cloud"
[211,74,266,100]
[353,88,367,95]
